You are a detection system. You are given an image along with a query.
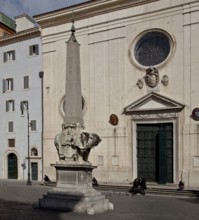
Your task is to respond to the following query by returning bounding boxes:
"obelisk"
[36,21,113,215]
[65,21,83,125]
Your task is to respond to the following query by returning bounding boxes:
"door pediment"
[124,92,185,114]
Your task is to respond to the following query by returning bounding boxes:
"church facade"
[34,0,199,187]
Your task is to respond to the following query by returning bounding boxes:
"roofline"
[33,0,159,28]
[0,27,40,46]
[33,0,93,18]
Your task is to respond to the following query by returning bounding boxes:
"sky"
[0,0,90,20]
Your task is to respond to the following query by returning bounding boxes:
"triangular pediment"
[124,92,185,114]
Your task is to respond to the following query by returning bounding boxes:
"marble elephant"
[54,131,101,162]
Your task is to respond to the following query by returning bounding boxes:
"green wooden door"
[8,153,18,179]
[137,123,173,183]
[31,162,38,181]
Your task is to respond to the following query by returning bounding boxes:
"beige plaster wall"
[39,0,199,187]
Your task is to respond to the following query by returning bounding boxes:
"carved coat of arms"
[144,66,159,88]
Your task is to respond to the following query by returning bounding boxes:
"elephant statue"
[54,123,101,162]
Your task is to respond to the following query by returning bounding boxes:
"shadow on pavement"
[178,197,199,204]
[0,198,63,220]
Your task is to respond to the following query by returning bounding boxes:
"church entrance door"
[137,123,173,184]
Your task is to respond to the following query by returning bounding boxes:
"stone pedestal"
[36,163,113,214]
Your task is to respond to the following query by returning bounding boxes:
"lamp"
[20,101,31,185]
[39,71,44,182]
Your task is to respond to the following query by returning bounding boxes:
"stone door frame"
[132,116,178,183]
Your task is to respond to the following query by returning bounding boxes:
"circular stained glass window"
[134,31,171,67]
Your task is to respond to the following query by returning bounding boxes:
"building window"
[8,121,14,132]
[3,78,14,92]
[20,101,28,116]
[23,76,29,89]
[30,120,37,131]
[3,50,15,62]
[130,30,174,68]
[29,45,39,56]
[6,100,15,112]
[8,139,15,147]
[20,100,28,108]
[31,148,38,156]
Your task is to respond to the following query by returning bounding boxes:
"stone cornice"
[34,0,159,28]
[0,27,40,46]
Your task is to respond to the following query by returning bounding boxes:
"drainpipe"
[39,71,44,182]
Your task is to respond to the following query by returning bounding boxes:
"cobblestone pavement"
[0,180,199,220]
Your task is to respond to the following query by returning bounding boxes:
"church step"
[94,184,199,198]
[44,182,199,198]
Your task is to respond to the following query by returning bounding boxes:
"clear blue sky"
[0,0,90,20]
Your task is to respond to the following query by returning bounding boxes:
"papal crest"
[144,66,159,88]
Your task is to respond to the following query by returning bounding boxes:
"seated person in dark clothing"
[92,177,99,187]
[133,177,146,189]
[177,180,184,191]
[129,177,146,194]
[44,175,51,183]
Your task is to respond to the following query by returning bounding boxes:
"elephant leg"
[83,148,91,162]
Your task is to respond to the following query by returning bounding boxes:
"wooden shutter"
[24,76,29,89]
[12,100,15,111]
[8,121,14,132]
[31,120,36,131]
[3,79,6,93]
[8,139,15,147]
[3,52,7,62]
[11,78,14,91]
[29,46,33,56]
[12,51,15,60]
[6,100,9,112]
[35,45,39,55]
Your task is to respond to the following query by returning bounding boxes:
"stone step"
[94,184,199,198]
[44,182,199,198]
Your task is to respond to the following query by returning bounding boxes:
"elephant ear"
[91,133,101,147]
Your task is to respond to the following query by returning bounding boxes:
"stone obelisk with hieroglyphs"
[64,21,83,125]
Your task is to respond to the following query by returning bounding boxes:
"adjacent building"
[34,0,199,187]
[0,14,43,181]
[0,12,15,37]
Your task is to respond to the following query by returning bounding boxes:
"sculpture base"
[35,163,113,214]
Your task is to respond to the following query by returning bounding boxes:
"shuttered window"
[23,76,29,89]
[6,100,15,112]
[3,78,14,93]
[29,45,39,56]
[8,139,15,147]
[8,121,14,132]
[3,50,15,62]
[30,120,37,131]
